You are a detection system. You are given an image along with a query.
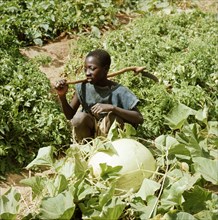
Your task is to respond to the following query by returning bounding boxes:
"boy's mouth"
[86,78,92,82]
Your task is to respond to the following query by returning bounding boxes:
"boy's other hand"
[54,79,68,96]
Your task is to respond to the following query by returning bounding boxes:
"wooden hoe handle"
[66,66,158,85]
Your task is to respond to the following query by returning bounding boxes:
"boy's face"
[84,56,107,85]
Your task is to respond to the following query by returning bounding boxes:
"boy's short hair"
[86,49,111,69]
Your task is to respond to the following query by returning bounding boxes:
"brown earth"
[20,37,74,85]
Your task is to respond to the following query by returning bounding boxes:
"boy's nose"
[86,70,91,76]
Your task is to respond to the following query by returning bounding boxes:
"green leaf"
[99,183,116,209]
[183,185,212,214]
[165,103,196,130]
[54,158,75,179]
[0,187,20,220]
[176,123,207,158]
[131,195,158,219]
[96,141,117,155]
[208,121,218,136]
[76,180,99,201]
[91,26,101,38]
[164,211,197,220]
[74,152,88,178]
[193,157,218,184]
[119,123,137,138]
[47,174,69,197]
[92,197,125,220]
[107,120,120,141]
[38,190,75,219]
[20,176,46,199]
[160,171,200,211]
[195,106,208,124]
[99,163,122,180]
[135,178,161,200]
[155,134,191,160]
[194,210,217,220]
[26,146,54,169]
[33,38,43,46]
[107,121,136,141]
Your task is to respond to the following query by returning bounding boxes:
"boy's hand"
[91,103,114,117]
[54,79,68,96]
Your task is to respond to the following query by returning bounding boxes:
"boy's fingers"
[55,79,67,89]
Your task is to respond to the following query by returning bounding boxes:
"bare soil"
[20,37,73,85]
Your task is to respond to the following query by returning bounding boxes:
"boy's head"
[86,49,111,70]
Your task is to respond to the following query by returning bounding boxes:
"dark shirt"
[75,82,139,114]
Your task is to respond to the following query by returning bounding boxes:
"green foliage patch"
[65,10,218,138]
[0,0,140,46]
[0,49,72,174]
[1,105,217,219]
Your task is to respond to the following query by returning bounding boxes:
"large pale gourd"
[88,138,156,193]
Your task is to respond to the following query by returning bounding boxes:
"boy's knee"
[71,112,82,127]
[71,112,94,129]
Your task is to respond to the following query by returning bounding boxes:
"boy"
[55,49,143,141]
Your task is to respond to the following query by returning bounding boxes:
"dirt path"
[20,38,73,85]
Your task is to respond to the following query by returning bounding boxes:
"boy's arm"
[91,103,143,125]
[55,79,80,120]
[58,94,80,120]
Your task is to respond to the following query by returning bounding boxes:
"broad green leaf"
[155,135,190,160]
[139,196,158,219]
[99,163,122,180]
[176,123,207,157]
[107,121,136,141]
[164,211,197,220]
[74,152,88,178]
[97,141,117,155]
[154,134,166,152]
[93,197,125,220]
[131,195,158,219]
[26,146,54,169]
[119,123,137,138]
[99,183,116,208]
[208,121,218,136]
[195,106,208,124]
[107,120,120,141]
[194,210,217,220]
[47,174,69,197]
[76,180,99,201]
[193,157,218,184]
[91,26,101,38]
[54,158,75,179]
[135,178,161,200]
[79,197,100,217]
[0,187,20,220]
[166,135,190,159]
[33,38,43,46]
[183,185,212,214]
[160,171,200,210]
[38,190,75,219]
[164,103,196,130]
[20,176,46,199]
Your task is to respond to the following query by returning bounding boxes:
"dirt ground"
[20,37,73,85]
[0,0,217,217]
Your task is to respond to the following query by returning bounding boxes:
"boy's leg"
[71,112,95,141]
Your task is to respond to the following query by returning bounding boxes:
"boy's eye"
[89,66,96,71]
[84,65,97,72]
